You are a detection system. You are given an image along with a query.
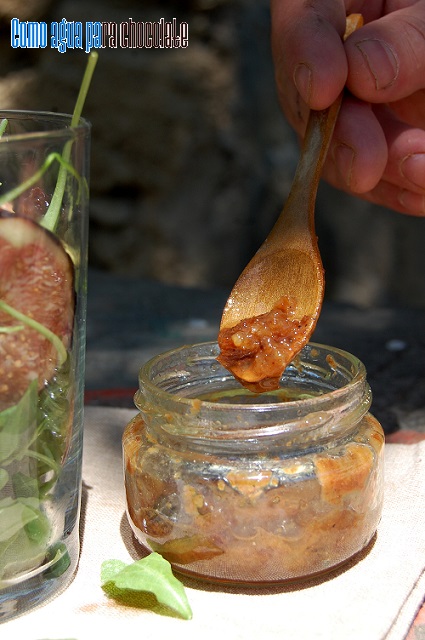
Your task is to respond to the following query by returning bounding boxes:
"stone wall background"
[1,0,424,309]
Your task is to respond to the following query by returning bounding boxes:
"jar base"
[135,532,377,588]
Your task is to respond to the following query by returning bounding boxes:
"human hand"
[270,0,425,215]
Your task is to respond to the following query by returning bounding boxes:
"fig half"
[0,213,74,410]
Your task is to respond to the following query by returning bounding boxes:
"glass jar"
[123,341,384,585]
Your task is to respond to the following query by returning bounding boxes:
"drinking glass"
[0,111,90,620]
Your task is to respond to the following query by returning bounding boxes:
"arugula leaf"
[42,50,98,233]
[20,499,50,545]
[0,510,47,582]
[0,51,97,231]
[101,553,193,620]
[0,301,67,366]
[0,499,38,542]
[0,379,38,464]
[43,542,71,579]
[12,471,39,499]
[0,468,8,491]
[0,118,8,137]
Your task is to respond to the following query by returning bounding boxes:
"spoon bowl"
[220,100,343,330]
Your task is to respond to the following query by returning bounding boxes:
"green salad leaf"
[0,498,38,542]
[101,553,193,620]
[0,379,38,464]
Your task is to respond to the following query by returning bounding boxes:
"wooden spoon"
[217,15,362,392]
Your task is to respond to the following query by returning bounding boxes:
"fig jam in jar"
[123,342,384,585]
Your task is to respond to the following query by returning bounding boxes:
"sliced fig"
[0,213,74,410]
[18,187,50,222]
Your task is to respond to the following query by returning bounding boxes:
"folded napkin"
[3,406,425,640]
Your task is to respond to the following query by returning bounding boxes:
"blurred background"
[1,0,424,309]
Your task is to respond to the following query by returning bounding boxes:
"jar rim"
[136,341,367,410]
[135,341,371,445]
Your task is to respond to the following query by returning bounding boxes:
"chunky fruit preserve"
[123,342,384,584]
[217,296,312,393]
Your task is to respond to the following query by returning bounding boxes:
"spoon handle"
[268,95,342,247]
[268,12,364,247]
[293,96,342,222]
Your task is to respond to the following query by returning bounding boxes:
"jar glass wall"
[123,342,384,585]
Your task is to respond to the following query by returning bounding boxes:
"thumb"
[345,4,425,103]
[271,0,348,118]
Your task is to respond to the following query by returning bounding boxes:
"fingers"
[355,180,425,216]
[389,90,425,129]
[323,101,425,215]
[345,2,425,103]
[323,96,388,193]
[329,4,425,214]
[373,104,425,214]
[270,0,348,125]
[270,0,425,215]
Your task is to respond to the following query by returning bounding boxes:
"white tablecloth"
[3,406,425,640]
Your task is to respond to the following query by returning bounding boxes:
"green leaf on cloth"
[101,552,193,620]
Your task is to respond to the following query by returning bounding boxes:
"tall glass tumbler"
[0,111,90,620]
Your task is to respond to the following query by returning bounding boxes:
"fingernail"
[398,189,425,215]
[293,63,312,104]
[333,143,355,188]
[399,153,425,189]
[355,39,399,90]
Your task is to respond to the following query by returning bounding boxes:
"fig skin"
[0,212,74,410]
